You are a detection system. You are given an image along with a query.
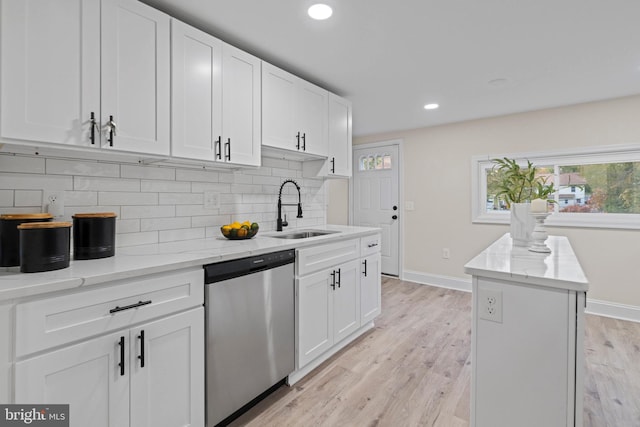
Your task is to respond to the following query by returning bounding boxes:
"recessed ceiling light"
[488,78,509,87]
[424,103,439,110]
[308,4,333,20]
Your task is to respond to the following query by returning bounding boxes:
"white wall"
[0,154,325,247]
[337,95,640,309]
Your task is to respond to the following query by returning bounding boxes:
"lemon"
[230,222,241,229]
[221,225,231,236]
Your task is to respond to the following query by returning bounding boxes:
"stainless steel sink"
[267,230,339,239]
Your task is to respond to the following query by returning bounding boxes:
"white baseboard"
[402,269,640,324]
[585,299,640,323]
[403,270,471,293]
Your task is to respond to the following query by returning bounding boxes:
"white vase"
[510,203,535,247]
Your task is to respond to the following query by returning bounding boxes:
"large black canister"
[72,212,117,260]
[0,213,53,267]
[18,222,72,273]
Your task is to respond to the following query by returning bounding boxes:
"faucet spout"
[277,179,303,231]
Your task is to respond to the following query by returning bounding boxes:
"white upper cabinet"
[262,62,328,157]
[327,94,353,177]
[171,20,222,161]
[171,21,261,166]
[101,0,170,156]
[0,0,101,146]
[220,43,261,166]
[303,93,353,178]
[0,0,170,156]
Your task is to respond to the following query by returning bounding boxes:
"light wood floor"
[230,277,640,427]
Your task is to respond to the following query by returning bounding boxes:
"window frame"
[471,143,640,230]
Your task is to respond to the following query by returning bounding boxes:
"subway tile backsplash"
[0,154,326,247]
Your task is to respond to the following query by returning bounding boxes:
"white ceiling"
[141,0,640,137]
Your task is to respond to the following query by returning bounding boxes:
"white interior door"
[352,144,400,276]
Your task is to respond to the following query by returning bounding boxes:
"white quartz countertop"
[0,225,380,301]
[464,234,589,292]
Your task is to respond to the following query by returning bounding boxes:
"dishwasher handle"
[204,249,295,284]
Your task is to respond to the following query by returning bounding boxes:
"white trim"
[350,139,404,279]
[403,270,640,324]
[586,298,640,323]
[471,143,640,230]
[403,270,472,292]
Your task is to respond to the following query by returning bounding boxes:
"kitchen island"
[464,234,588,427]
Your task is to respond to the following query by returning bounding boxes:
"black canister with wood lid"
[0,213,53,267]
[18,222,72,273]
[72,212,117,260]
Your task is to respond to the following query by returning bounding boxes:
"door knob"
[393,205,398,211]
[392,215,398,220]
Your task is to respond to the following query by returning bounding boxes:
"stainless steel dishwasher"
[203,249,295,426]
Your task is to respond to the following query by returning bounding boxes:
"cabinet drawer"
[15,268,203,357]
[297,239,360,276]
[360,234,381,257]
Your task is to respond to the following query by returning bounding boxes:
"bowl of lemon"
[220,221,259,240]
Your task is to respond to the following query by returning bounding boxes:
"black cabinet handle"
[330,157,335,173]
[302,133,306,151]
[107,115,116,147]
[90,112,98,145]
[330,270,336,290]
[368,242,378,248]
[118,336,125,376]
[296,132,301,150]
[225,138,231,161]
[363,259,367,277]
[336,268,341,288]
[215,136,222,160]
[138,330,145,368]
[109,300,152,314]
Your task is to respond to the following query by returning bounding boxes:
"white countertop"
[0,225,380,302]
[464,234,589,292]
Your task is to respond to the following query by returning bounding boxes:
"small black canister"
[18,222,72,273]
[0,213,53,267]
[72,212,117,260]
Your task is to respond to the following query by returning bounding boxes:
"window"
[472,144,640,229]
[358,153,392,171]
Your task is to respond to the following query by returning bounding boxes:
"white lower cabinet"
[13,268,205,427]
[297,259,360,367]
[16,308,204,427]
[294,234,381,378]
[360,252,382,324]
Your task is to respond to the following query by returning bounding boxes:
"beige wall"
[330,95,640,307]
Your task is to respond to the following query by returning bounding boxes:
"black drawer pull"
[363,259,368,277]
[118,336,125,376]
[330,270,336,290]
[109,300,152,314]
[368,242,378,248]
[138,330,145,368]
[336,268,341,288]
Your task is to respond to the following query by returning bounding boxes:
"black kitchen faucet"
[277,179,303,231]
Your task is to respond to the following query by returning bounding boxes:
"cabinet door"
[0,0,100,146]
[360,253,382,324]
[297,269,333,368]
[261,62,297,151]
[221,44,261,166]
[297,80,328,157]
[333,259,360,343]
[15,331,130,427]
[130,308,204,427]
[171,20,221,161]
[327,93,353,177]
[101,0,170,155]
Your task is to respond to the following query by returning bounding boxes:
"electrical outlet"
[204,191,220,209]
[442,248,450,259]
[43,191,65,218]
[478,288,503,323]
[405,201,415,211]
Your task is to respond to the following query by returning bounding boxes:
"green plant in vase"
[491,157,556,246]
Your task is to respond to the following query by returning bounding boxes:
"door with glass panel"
[352,143,400,276]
